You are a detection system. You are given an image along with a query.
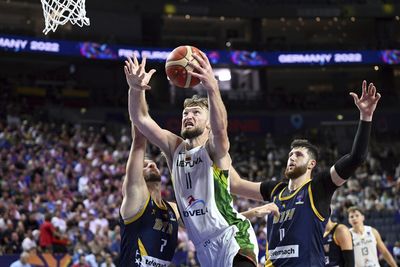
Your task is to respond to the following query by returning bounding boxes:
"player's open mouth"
[185,122,194,128]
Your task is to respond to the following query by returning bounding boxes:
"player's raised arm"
[229,166,264,201]
[330,80,381,186]
[373,228,398,267]
[125,55,181,163]
[335,224,355,267]
[120,125,149,220]
[188,52,230,165]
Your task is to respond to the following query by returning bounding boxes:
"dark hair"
[290,139,319,161]
[347,206,364,215]
[183,95,208,110]
[45,213,53,221]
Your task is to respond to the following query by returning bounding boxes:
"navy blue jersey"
[119,195,178,267]
[323,223,345,267]
[265,180,328,267]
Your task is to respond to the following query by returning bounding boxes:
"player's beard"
[144,171,161,182]
[284,163,308,180]
[181,126,203,139]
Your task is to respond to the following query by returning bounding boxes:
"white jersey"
[350,226,380,267]
[171,143,258,266]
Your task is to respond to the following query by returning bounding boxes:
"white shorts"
[195,226,258,267]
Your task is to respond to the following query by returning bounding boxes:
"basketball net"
[40,0,90,34]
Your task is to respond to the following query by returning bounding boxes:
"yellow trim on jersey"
[154,199,168,210]
[212,164,220,178]
[265,261,274,267]
[278,179,311,201]
[323,223,337,238]
[333,225,340,246]
[124,194,151,225]
[212,164,228,186]
[270,182,284,198]
[308,184,325,221]
[138,238,148,256]
[265,241,275,267]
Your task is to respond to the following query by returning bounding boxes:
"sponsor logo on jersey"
[168,210,176,221]
[141,255,170,267]
[273,208,295,224]
[295,191,304,205]
[183,195,208,217]
[269,245,299,259]
[354,237,374,247]
[176,156,203,168]
[153,218,174,234]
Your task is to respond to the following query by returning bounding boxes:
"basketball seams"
[165,58,189,68]
[165,45,202,88]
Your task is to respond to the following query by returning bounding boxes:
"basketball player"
[119,124,179,267]
[124,54,278,267]
[323,217,354,267]
[348,206,398,267]
[226,80,381,266]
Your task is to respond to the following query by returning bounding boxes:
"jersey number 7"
[160,239,168,252]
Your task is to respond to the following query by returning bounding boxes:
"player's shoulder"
[172,137,185,152]
[271,181,287,196]
[166,201,179,215]
[368,225,380,235]
[335,223,350,234]
[311,168,331,181]
[259,180,286,201]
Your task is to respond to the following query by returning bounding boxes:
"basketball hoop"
[40,0,90,35]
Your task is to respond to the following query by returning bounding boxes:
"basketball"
[165,45,203,88]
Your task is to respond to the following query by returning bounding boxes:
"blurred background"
[1,0,400,266]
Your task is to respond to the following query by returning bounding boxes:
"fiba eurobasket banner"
[1,33,400,66]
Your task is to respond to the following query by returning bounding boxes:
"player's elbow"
[212,127,228,138]
[130,114,144,125]
[334,152,366,180]
[221,140,230,154]
[350,152,367,166]
[213,132,230,150]
[230,176,240,193]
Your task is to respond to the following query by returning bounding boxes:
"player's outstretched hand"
[187,52,219,92]
[349,80,381,121]
[124,55,156,91]
[253,203,280,218]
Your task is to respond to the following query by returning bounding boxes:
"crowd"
[1,112,399,266]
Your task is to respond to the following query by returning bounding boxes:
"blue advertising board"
[1,34,400,66]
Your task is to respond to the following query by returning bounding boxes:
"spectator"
[39,213,55,252]
[10,251,31,267]
[100,253,115,267]
[72,254,90,267]
[394,241,400,264]
[51,209,67,233]
[21,229,37,252]
[5,232,22,254]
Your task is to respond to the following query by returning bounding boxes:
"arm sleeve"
[311,170,339,219]
[342,249,355,267]
[334,120,371,179]
[260,180,284,201]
